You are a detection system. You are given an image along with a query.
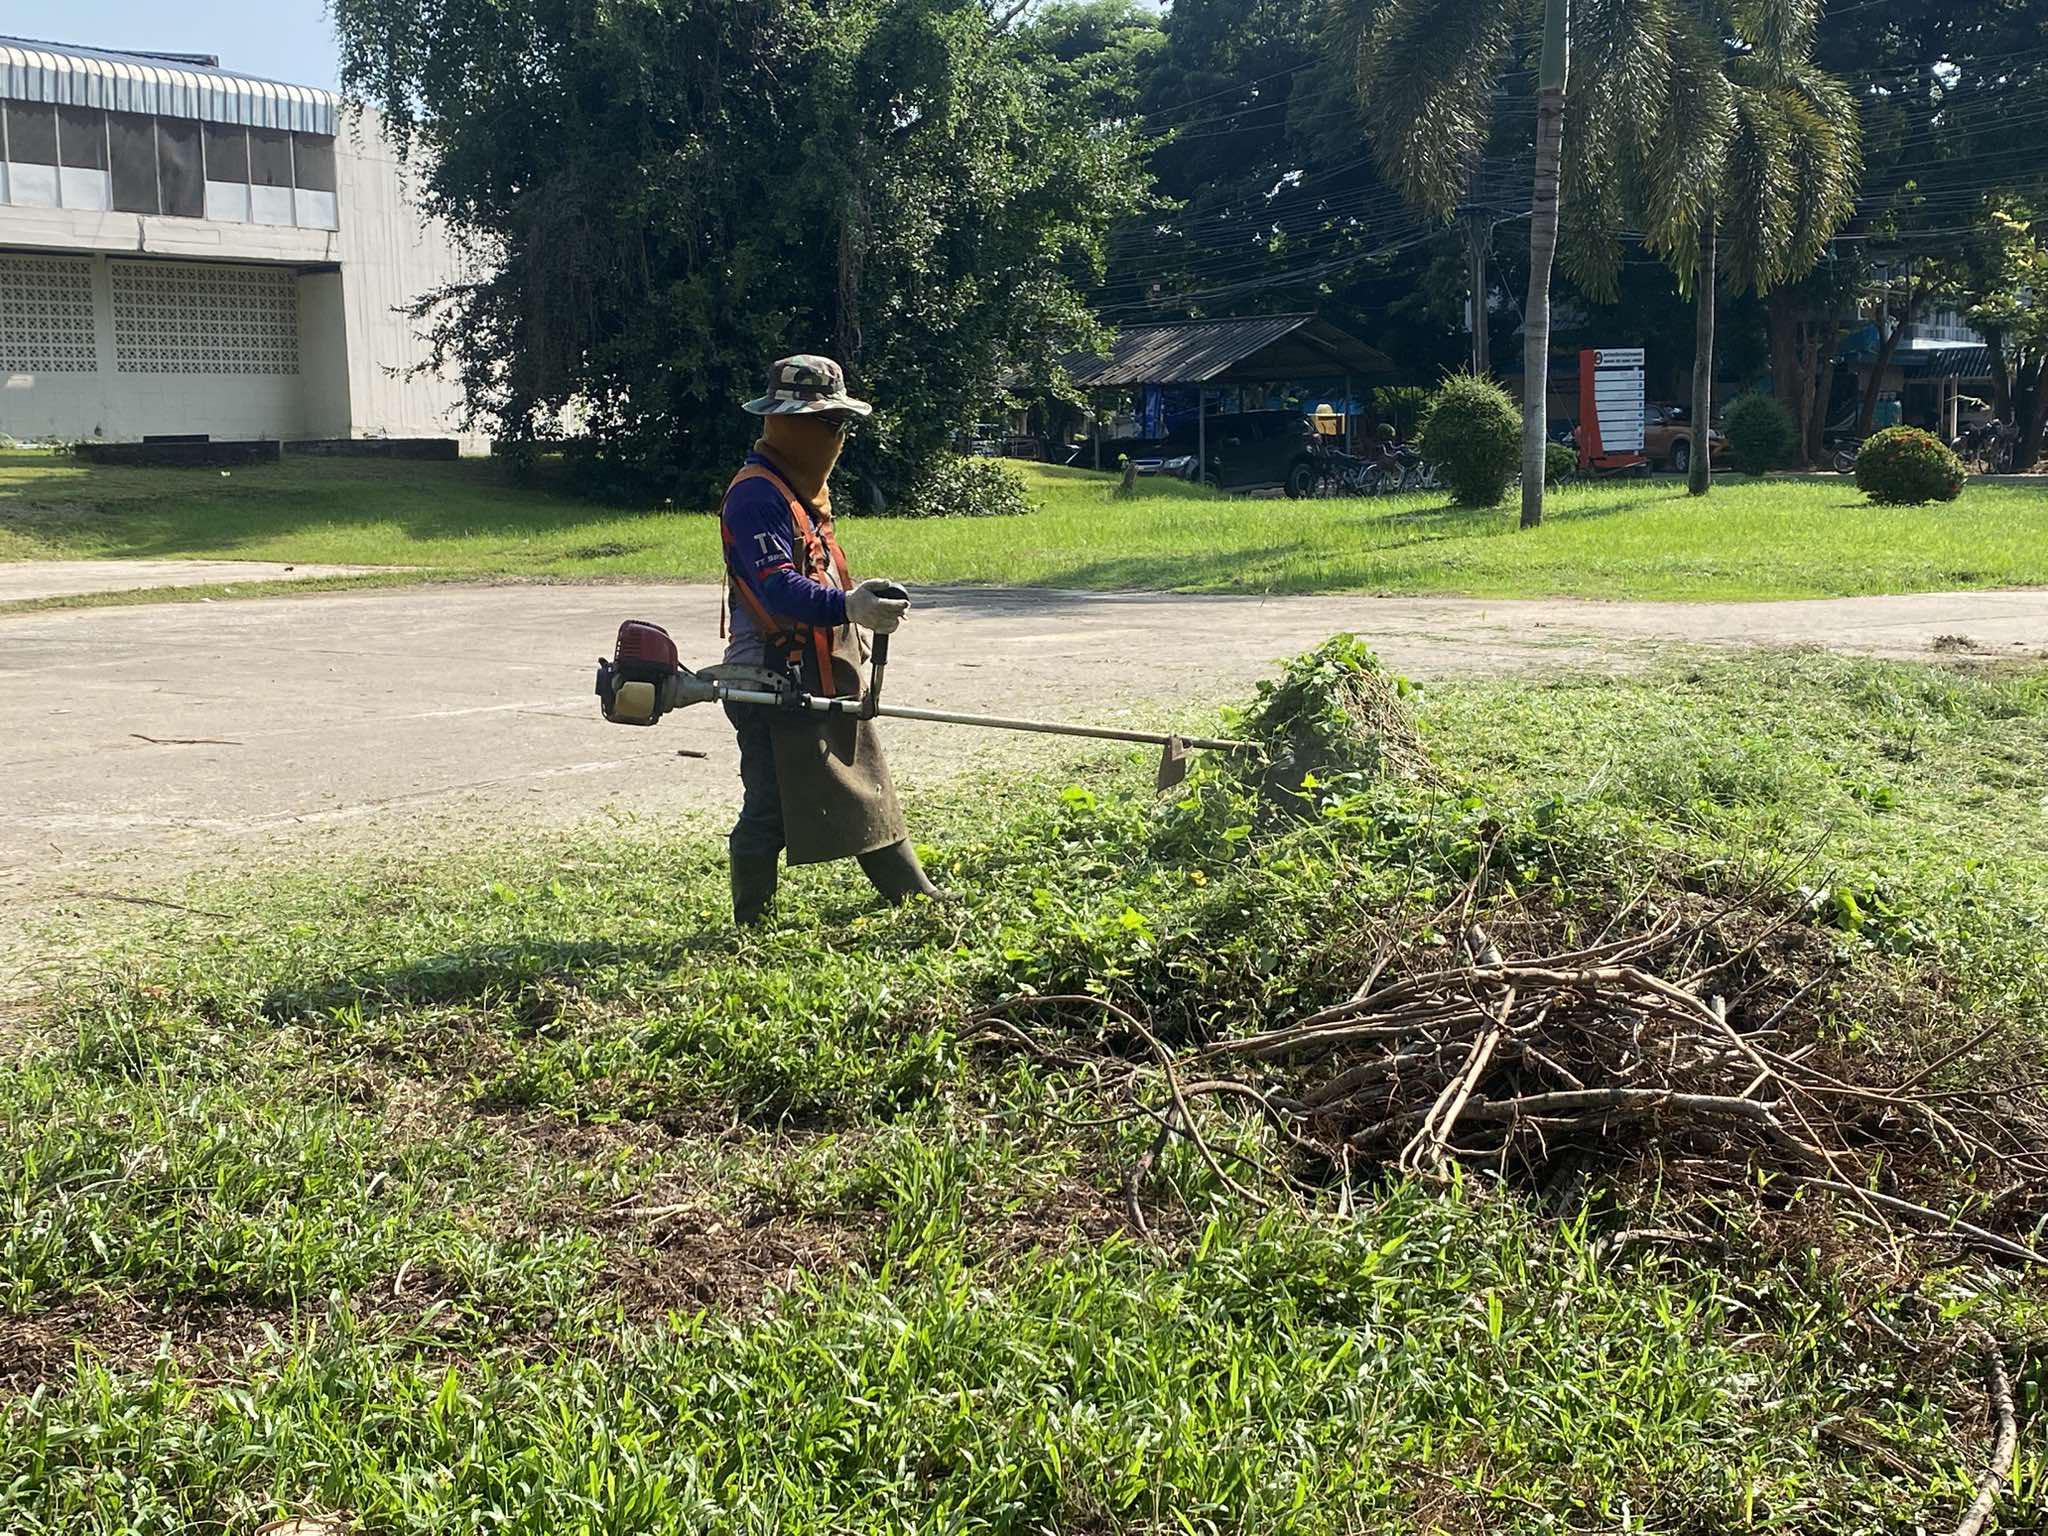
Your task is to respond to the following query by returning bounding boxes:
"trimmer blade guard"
[1156,735,1191,792]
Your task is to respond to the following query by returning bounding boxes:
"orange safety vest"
[720,460,855,697]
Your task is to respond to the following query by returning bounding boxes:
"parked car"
[1642,403,1727,474]
[1150,409,1324,496]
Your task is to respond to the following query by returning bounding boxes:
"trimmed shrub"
[1854,426,1968,505]
[1418,374,1521,507]
[1544,442,1576,486]
[890,453,1034,518]
[1722,392,1797,475]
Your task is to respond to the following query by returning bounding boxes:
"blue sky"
[7,0,342,91]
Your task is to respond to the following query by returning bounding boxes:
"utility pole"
[1521,0,1568,531]
[1463,210,1491,378]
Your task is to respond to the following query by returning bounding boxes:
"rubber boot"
[857,839,942,906]
[730,851,780,927]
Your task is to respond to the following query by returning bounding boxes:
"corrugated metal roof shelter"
[1910,344,1993,380]
[1069,314,1393,387]
[0,35,337,134]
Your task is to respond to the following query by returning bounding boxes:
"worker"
[717,354,941,925]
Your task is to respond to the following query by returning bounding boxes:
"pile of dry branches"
[980,901,2048,1269]
[975,888,2048,1535]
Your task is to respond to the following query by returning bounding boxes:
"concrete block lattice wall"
[0,248,324,441]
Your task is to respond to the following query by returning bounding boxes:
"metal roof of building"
[1069,314,1393,387]
[1907,343,1993,380]
[0,36,337,134]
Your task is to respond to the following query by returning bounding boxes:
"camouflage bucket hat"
[743,354,873,417]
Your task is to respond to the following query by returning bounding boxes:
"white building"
[0,37,475,446]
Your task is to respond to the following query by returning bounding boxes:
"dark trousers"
[726,700,786,863]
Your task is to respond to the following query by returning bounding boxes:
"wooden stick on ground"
[1945,1339,2017,1536]
[1796,1177,2047,1269]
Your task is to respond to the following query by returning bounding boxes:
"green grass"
[2,651,2044,1532]
[5,448,2047,602]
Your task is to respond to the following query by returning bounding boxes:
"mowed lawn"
[2,448,2045,601]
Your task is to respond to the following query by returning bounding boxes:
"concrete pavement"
[1,579,2042,915]
[0,559,399,604]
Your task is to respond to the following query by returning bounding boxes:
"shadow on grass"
[0,453,693,563]
[261,928,738,1021]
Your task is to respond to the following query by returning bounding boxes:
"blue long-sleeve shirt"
[722,453,848,665]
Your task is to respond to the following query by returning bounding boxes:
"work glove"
[846,578,911,634]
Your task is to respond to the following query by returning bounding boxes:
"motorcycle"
[1310,448,1380,496]
[1391,443,1439,491]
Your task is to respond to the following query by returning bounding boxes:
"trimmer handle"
[867,582,910,667]
[862,581,911,717]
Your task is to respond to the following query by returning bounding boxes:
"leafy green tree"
[1564,0,1859,497]
[331,0,1147,503]
[1106,0,1389,318]
[1803,0,2048,459]
[1016,0,1165,124]
[1765,257,1859,465]
[1964,201,2048,469]
[1850,256,1960,438]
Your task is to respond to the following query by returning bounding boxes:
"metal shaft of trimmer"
[730,583,1256,754]
[710,681,1253,754]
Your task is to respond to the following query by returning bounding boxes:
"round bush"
[891,453,1034,518]
[1854,426,1967,505]
[1417,374,1521,507]
[1722,392,1796,475]
[1544,441,1576,486]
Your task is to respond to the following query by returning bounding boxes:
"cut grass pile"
[5,447,2048,602]
[3,651,2046,1533]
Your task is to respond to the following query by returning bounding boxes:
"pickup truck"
[1643,403,1726,474]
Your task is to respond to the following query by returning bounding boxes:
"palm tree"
[1348,0,1578,529]
[1562,0,1860,495]
[1347,0,1857,521]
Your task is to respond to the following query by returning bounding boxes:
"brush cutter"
[593,586,1257,790]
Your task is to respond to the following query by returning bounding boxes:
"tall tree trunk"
[1985,326,2015,422]
[2019,353,2047,471]
[1521,0,1568,531]
[1467,212,1491,376]
[1857,279,1918,437]
[1857,322,1902,437]
[1768,289,1816,468]
[1808,338,1840,466]
[1689,210,1715,494]
[834,150,867,369]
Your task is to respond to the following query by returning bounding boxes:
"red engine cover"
[614,620,678,670]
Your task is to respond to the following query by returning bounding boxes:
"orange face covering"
[756,413,845,513]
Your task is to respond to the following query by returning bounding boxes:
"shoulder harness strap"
[721,462,845,694]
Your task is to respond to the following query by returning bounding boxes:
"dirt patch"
[599,1198,883,1318]
[0,999,46,1062]
[970,1174,1162,1261]
[0,1293,296,1395]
